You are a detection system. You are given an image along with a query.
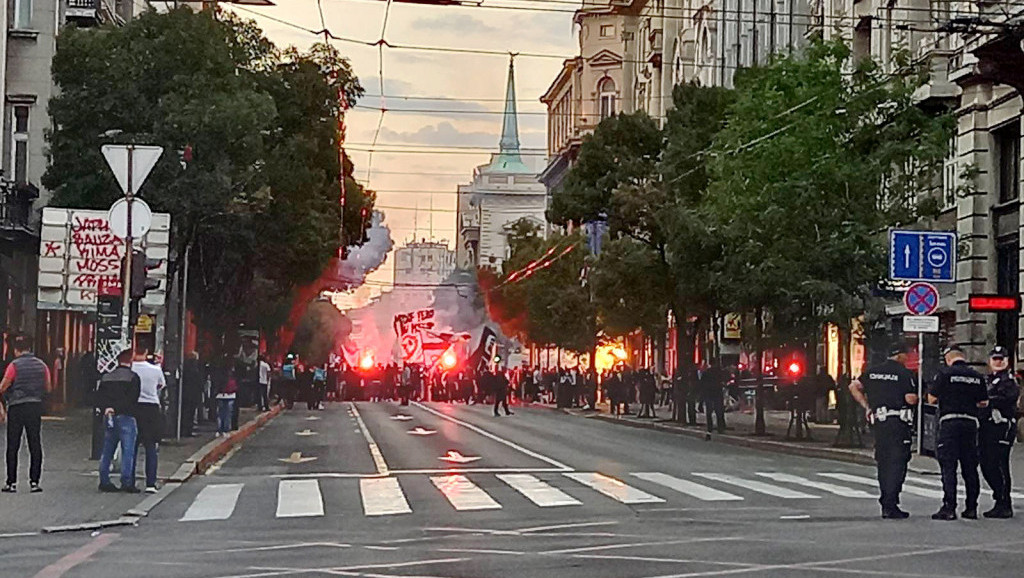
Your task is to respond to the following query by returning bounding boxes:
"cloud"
[410,14,499,36]
[378,122,499,148]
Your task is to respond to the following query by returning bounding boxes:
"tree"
[705,39,953,433]
[45,8,372,336]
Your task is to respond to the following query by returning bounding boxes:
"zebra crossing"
[175,470,953,523]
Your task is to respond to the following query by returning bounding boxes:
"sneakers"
[881,507,910,519]
[983,505,1014,519]
[961,508,978,520]
[145,486,158,494]
[29,482,42,493]
[98,483,120,493]
[1,483,15,493]
[931,508,957,521]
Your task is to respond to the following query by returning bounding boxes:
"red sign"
[968,294,1021,312]
[904,282,939,316]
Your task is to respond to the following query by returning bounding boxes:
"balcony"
[646,28,663,67]
[0,182,38,244]
[912,34,960,109]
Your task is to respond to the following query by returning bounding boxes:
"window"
[14,0,31,29]
[600,24,614,38]
[995,121,1020,204]
[11,106,29,184]
[598,77,616,120]
[699,28,711,65]
[942,137,957,209]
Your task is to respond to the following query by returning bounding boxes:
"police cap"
[990,345,1009,359]
[888,343,908,357]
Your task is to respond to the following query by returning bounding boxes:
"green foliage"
[45,8,372,334]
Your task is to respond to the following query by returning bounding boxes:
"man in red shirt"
[0,334,53,493]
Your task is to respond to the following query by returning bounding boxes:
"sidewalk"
[0,405,270,534]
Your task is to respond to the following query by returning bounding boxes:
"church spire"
[485,55,531,173]
[499,55,521,156]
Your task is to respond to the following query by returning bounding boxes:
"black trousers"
[6,402,43,485]
[256,382,270,411]
[493,391,510,415]
[937,418,980,510]
[704,391,726,434]
[180,398,197,436]
[873,420,911,510]
[979,419,1016,507]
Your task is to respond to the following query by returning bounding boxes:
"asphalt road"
[5,401,1024,578]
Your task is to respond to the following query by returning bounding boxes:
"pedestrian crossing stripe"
[175,470,962,522]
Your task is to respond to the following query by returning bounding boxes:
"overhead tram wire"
[365,0,395,183]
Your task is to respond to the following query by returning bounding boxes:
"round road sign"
[904,282,939,316]
[108,198,153,240]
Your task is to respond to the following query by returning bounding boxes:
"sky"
[229,0,578,290]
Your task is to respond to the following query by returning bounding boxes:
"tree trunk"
[754,307,766,436]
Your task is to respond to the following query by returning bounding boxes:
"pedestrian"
[311,365,327,410]
[132,350,165,494]
[257,355,271,412]
[0,334,52,493]
[95,349,141,493]
[637,368,657,419]
[848,344,918,519]
[181,352,203,437]
[493,369,512,416]
[215,369,239,437]
[700,360,728,439]
[927,345,989,520]
[979,345,1019,518]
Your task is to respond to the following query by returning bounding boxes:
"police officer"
[980,345,1019,518]
[849,344,918,519]
[927,345,989,520]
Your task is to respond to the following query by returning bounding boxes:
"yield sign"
[391,415,413,421]
[439,450,480,464]
[904,282,939,316]
[101,144,163,194]
[408,427,436,436]
[278,451,318,464]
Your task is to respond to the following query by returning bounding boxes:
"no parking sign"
[904,282,939,316]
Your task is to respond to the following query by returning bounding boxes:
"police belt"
[873,407,913,424]
[939,413,979,425]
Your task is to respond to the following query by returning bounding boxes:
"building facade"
[456,58,547,271]
[394,240,456,287]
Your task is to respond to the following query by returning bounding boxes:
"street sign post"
[889,230,956,282]
[902,312,939,456]
[101,144,163,355]
[903,282,939,316]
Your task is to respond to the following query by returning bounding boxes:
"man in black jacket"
[96,349,141,493]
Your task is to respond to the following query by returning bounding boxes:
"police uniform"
[980,346,1020,518]
[929,356,988,519]
[858,358,916,517]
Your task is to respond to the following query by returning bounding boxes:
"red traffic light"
[968,294,1021,312]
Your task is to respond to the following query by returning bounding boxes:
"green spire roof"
[487,56,531,174]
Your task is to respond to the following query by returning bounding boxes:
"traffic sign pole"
[917,331,924,455]
[121,145,134,353]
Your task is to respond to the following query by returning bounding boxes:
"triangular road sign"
[101,144,163,194]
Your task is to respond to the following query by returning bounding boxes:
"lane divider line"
[412,402,572,471]
[350,402,390,475]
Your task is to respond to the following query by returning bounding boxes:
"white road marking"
[275,480,324,518]
[430,474,502,511]
[563,472,666,504]
[270,467,568,479]
[496,474,582,507]
[755,472,875,498]
[360,477,412,516]
[818,473,942,499]
[692,473,820,499]
[632,472,744,501]
[906,475,1024,500]
[180,484,244,521]
[349,402,389,475]
[412,401,572,470]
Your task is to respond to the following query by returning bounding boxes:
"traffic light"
[128,249,162,299]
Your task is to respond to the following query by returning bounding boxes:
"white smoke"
[336,211,393,289]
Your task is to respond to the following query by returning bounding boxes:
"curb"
[42,517,138,534]
[123,404,283,520]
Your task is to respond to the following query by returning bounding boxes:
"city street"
[5,402,1024,578]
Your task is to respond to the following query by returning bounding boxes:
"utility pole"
[121,145,135,350]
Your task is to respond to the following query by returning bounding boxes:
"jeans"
[217,398,235,434]
[99,414,137,488]
[5,402,43,485]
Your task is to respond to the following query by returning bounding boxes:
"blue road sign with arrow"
[889,230,956,283]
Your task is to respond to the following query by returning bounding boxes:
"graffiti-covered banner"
[394,308,434,364]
